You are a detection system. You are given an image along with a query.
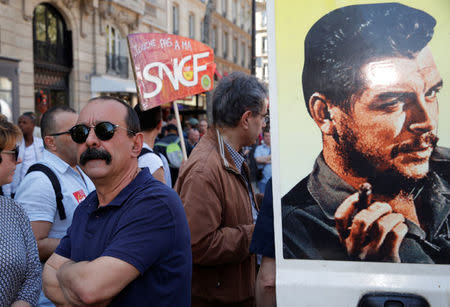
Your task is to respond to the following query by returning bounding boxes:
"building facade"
[0,0,251,122]
[254,0,267,85]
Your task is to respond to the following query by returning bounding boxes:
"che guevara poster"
[272,0,450,264]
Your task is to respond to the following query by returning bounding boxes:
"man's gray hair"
[212,72,268,127]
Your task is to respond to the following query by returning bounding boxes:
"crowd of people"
[0,72,273,307]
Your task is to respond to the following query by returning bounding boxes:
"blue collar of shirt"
[224,142,245,172]
[89,167,152,209]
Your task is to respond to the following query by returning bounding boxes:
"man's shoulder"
[281,175,317,218]
[431,146,450,180]
[182,137,220,173]
[254,144,267,155]
[131,173,182,208]
[175,141,224,195]
[157,134,179,144]
[282,175,312,205]
[431,146,450,162]
[256,143,268,150]
[34,136,44,147]
[15,165,54,195]
[37,152,70,174]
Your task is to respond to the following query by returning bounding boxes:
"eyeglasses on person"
[0,146,19,163]
[68,121,137,144]
[256,112,270,124]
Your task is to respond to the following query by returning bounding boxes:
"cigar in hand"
[344,183,374,238]
[357,182,373,210]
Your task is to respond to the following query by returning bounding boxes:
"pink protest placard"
[128,33,215,110]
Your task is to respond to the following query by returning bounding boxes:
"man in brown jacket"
[175,72,268,307]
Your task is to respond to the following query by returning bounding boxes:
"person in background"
[15,106,95,307]
[155,123,182,186]
[0,115,41,306]
[198,119,208,138]
[167,114,177,126]
[188,117,199,130]
[186,128,200,156]
[33,113,43,138]
[175,72,268,307]
[254,128,271,193]
[3,112,44,198]
[183,118,199,140]
[159,114,177,139]
[134,104,172,187]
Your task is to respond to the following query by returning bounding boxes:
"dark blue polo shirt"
[55,168,192,306]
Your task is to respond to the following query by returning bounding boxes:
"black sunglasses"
[0,146,19,163]
[69,121,136,144]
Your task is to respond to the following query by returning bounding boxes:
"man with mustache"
[42,96,191,306]
[282,3,449,263]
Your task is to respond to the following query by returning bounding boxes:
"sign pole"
[173,101,188,161]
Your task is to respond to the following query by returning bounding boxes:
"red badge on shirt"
[73,190,87,204]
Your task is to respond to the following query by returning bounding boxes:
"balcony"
[106,54,128,79]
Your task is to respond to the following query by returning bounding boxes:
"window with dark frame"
[172,5,179,35]
[233,37,238,63]
[189,13,195,39]
[223,32,228,59]
[105,25,128,78]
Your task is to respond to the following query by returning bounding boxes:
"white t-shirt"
[138,143,163,174]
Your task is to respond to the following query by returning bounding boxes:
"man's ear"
[44,136,56,151]
[131,132,144,157]
[309,93,335,135]
[156,120,163,134]
[240,110,253,130]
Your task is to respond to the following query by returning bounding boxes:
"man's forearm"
[255,156,270,164]
[38,238,61,262]
[43,261,70,306]
[57,261,87,306]
[255,257,276,307]
[57,261,113,306]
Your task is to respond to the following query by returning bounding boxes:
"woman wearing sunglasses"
[0,116,41,306]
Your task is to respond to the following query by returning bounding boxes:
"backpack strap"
[138,147,152,158]
[26,164,66,220]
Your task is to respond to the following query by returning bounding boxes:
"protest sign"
[128,33,215,110]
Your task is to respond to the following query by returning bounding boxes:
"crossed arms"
[43,253,139,306]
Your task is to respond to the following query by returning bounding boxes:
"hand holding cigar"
[357,182,372,210]
[334,182,408,262]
